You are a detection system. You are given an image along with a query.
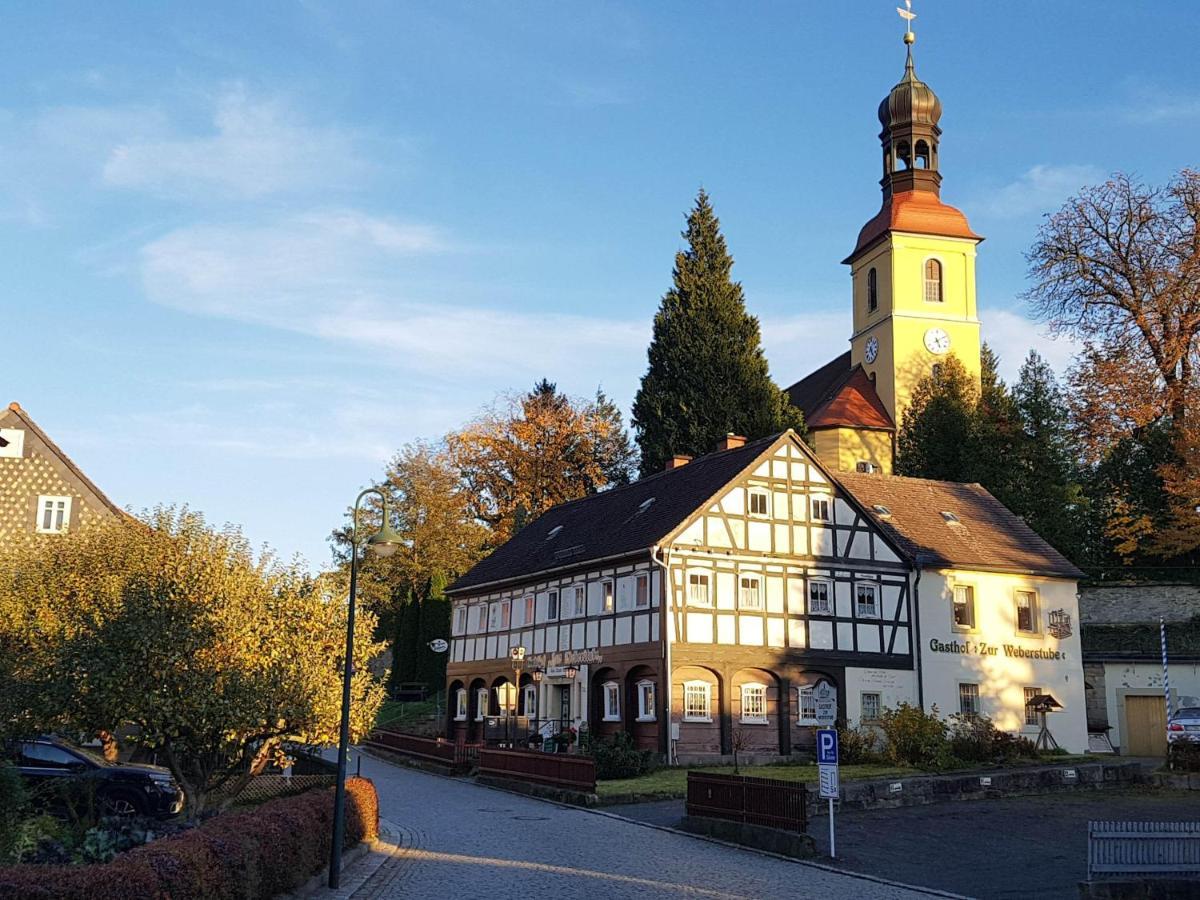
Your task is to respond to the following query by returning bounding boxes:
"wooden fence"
[686,772,808,833]
[477,748,596,793]
[1087,821,1200,879]
[366,729,478,774]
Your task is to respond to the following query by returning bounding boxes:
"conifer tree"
[632,190,803,476]
[416,571,451,693]
[895,354,978,482]
[971,343,1024,511]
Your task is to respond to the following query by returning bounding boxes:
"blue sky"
[3,2,1196,569]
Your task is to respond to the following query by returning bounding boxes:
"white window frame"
[861,691,882,723]
[475,605,487,632]
[797,685,818,724]
[454,689,468,721]
[546,590,559,622]
[953,583,976,631]
[602,681,621,721]
[636,680,656,722]
[808,579,832,615]
[1023,686,1042,727]
[855,582,880,619]
[923,256,944,303]
[499,600,511,629]
[573,585,586,617]
[453,607,466,634]
[810,494,832,523]
[1015,589,1039,635]
[488,603,501,631]
[475,688,488,721]
[635,573,650,608]
[740,683,768,724]
[958,682,980,716]
[748,488,771,518]
[523,684,537,718]
[602,580,615,613]
[36,495,72,534]
[682,680,712,722]
[738,574,763,611]
[688,571,712,607]
[523,595,535,626]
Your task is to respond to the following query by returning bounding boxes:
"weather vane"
[897,0,916,43]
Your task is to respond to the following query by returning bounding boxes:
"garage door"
[1124,695,1167,756]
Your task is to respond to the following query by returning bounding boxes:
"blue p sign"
[817,728,839,765]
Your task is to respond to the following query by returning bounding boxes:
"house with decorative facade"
[444,30,1090,759]
[0,402,122,542]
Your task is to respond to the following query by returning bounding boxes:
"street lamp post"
[329,488,403,889]
[509,647,526,748]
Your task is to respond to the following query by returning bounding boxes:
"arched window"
[895,141,911,171]
[867,267,878,312]
[915,140,930,169]
[523,684,537,718]
[924,258,943,303]
[932,363,943,382]
[740,683,768,724]
[475,688,488,721]
[454,689,468,721]
[602,681,621,721]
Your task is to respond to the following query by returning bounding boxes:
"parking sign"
[817,728,839,765]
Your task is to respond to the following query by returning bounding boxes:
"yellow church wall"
[809,427,893,475]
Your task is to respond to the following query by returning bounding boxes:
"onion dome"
[878,37,942,131]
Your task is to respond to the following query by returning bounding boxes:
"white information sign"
[814,680,838,726]
[818,765,840,799]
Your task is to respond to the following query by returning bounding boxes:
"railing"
[477,748,596,793]
[1088,821,1200,879]
[366,729,478,774]
[686,772,808,834]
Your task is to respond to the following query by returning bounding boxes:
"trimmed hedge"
[0,776,378,900]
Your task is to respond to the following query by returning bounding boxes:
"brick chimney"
[665,454,693,471]
[716,433,747,452]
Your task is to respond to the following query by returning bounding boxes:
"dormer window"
[636,497,655,515]
[872,504,892,517]
[940,511,960,523]
[545,525,563,541]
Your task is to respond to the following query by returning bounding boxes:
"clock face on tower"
[924,328,951,355]
[864,336,879,364]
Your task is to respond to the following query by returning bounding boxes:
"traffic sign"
[818,764,840,800]
[817,728,839,765]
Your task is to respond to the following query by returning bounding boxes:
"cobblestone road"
[337,751,949,900]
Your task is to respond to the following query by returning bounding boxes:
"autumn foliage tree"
[0,508,385,818]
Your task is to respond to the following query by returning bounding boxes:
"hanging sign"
[428,639,449,653]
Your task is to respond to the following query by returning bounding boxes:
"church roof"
[785,353,893,431]
[844,189,982,263]
[836,471,1085,580]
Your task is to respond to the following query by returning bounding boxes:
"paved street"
[330,751,949,899]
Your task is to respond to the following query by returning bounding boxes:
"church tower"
[844,30,982,426]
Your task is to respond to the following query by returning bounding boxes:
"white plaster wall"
[1102,661,1200,752]
[844,667,918,726]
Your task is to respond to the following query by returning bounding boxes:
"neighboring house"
[0,402,122,542]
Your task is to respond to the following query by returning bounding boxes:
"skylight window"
[545,525,563,541]
[940,511,960,523]
[636,497,655,515]
[872,504,892,517]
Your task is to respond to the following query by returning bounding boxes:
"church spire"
[878,22,943,198]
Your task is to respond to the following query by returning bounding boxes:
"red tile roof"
[786,356,894,431]
[844,189,983,263]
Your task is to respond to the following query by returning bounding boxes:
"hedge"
[0,776,378,900]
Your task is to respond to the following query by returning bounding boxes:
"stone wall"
[1079,584,1200,625]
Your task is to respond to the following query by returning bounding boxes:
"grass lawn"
[596,763,916,801]
[375,698,440,731]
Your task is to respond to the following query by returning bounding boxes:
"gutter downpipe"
[913,553,929,711]
[651,544,674,766]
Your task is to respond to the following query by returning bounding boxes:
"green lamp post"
[329,487,403,889]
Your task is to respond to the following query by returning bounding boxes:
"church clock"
[923,327,951,355]
[864,336,879,363]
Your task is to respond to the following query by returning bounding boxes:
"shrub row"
[1169,741,1200,772]
[582,732,660,780]
[0,776,378,900]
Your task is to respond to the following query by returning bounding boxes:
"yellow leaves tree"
[0,507,385,818]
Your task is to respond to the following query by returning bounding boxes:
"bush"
[0,764,28,864]
[946,714,1035,764]
[586,733,659,780]
[836,723,882,764]
[0,776,379,900]
[1169,741,1200,772]
[878,703,950,769]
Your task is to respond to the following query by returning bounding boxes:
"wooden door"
[1124,695,1167,756]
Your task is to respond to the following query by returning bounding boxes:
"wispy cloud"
[1117,84,1200,124]
[980,164,1104,219]
[980,308,1082,382]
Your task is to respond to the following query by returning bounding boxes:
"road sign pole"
[829,797,835,859]
[816,728,839,860]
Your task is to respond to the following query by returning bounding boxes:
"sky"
[2,2,1197,570]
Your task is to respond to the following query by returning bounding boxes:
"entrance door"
[558,685,571,730]
[1124,695,1167,756]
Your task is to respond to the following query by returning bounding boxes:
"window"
[855,583,879,618]
[739,575,763,611]
[637,680,656,721]
[915,139,930,169]
[488,604,500,630]
[499,600,511,629]
[603,681,621,721]
[602,580,614,613]
[1015,590,1038,634]
[573,585,586,617]
[748,489,770,517]
[475,688,488,720]
[523,595,535,626]
[546,591,559,621]
[953,584,975,630]
[810,495,831,523]
[455,689,468,721]
[924,258,943,303]
[1024,687,1041,727]
[688,572,711,607]
[19,743,79,769]
[808,580,832,615]
[958,683,980,716]
[523,684,537,718]
[861,692,882,723]
[867,267,878,312]
[36,495,71,534]
[932,362,943,381]
[740,684,768,723]
[683,681,712,722]
[454,607,466,634]
[797,686,817,723]
[635,574,650,608]
[475,606,487,631]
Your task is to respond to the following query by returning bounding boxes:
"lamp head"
[564,664,579,680]
[367,518,404,558]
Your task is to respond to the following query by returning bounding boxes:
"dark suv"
[8,736,184,818]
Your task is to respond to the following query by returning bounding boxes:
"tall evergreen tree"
[389,584,421,694]
[895,354,978,482]
[971,343,1024,511]
[632,190,803,476]
[416,571,451,693]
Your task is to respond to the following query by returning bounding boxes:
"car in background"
[1168,707,1200,744]
[6,735,184,818]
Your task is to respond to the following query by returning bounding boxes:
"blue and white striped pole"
[1161,616,1172,758]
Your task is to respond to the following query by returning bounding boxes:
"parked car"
[5,735,184,818]
[1168,707,1200,744]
